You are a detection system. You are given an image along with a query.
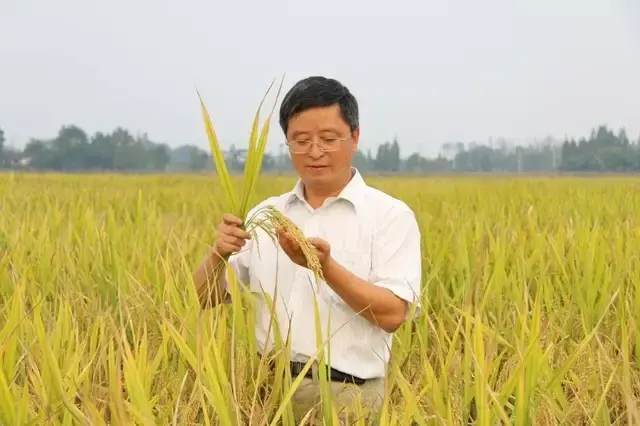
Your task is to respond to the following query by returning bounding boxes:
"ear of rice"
[247,205,325,288]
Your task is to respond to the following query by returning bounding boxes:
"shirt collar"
[286,167,367,211]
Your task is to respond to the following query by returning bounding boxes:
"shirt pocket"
[332,246,371,279]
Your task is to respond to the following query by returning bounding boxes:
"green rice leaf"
[196,89,237,214]
[239,77,276,216]
[239,75,285,219]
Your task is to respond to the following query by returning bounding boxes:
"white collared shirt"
[224,168,422,379]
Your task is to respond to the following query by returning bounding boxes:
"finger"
[222,213,243,226]
[217,241,243,255]
[308,238,329,254]
[276,228,287,244]
[308,237,325,248]
[278,232,294,253]
[225,224,252,240]
[220,232,248,247]
[277,231,289,249]
[221,239,246,251]
[220,223,252,240]
[307,237,320,246]
[283,232,298,250]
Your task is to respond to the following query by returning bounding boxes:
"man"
[193,76,422,423]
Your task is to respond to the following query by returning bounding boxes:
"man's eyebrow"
[318,128,341,134]
[289,130,310,138]
[289,128,343,138]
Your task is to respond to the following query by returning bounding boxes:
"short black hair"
[278,76,359,136]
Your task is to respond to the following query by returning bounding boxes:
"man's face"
[285,104,359,186]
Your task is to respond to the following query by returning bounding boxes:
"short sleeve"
[369,206,423,318]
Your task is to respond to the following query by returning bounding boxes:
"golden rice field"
[2,172,640,425]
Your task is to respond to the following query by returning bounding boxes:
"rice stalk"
[197,76,324,292]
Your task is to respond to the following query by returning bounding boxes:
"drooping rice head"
[246,205,325,289]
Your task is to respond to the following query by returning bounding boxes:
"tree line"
[0,124,638,174]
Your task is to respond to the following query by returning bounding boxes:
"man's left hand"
[277,228,331,270]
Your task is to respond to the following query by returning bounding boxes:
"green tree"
[374,142,389,171]
[0,126,5,166]
[390,138,401,172]
[352,150,372,172]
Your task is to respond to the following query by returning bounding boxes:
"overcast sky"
[1,0,639,157]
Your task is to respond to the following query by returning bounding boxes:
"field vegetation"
[1,173,640,425]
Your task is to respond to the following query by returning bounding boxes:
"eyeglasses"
[286,133,352,154]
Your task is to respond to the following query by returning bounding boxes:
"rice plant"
[2,170,640,424]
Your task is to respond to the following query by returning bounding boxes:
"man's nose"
[307,143,324,159]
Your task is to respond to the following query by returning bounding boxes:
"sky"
[1,0,639,158]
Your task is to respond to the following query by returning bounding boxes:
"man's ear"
[351,128,360,152]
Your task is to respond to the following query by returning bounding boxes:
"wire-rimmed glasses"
[286,133,352,155]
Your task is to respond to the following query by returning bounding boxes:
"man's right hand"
[214,213,252,258]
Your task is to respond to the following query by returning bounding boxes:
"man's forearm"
[321,258,407,333]
[193,249,228,308]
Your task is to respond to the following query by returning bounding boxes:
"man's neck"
[303,169,354,209]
